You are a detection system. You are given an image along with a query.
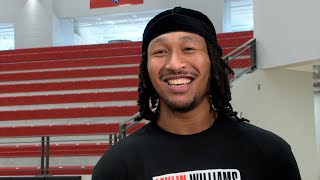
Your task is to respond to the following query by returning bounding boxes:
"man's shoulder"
[92,122,152,177]
[225,118,301,179]
[226,117,291,152]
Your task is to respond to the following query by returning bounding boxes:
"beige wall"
[231,68,317,180]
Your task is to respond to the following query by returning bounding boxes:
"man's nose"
[165,51,187,70]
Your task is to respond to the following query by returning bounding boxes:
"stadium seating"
[0,30,254,176]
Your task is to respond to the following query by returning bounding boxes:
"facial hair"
[157,69,210,112]
[159,89,209,113]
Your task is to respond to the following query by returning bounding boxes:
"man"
[92,7,301,180]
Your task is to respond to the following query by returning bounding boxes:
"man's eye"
[153,50,167,55]
[183,47,196,53]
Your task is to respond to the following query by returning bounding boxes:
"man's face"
[147,32,211,112]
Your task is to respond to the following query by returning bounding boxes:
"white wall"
[0,0,224,48]
[254,0,320,68]
[53,0,224,32]
[53,0,169,18]
[14,0,54,48]
[0,0,224,31]
[0,0,26,23]
[174,0,224,33]
[231,69,317,180]
[53,18,76,46]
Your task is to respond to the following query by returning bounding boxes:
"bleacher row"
[0,30,254,176]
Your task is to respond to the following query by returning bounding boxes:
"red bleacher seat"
[0,165,94,176]
[0,143,108,157]
[0,122,145,137]
[0,78,139,93]
[0,91,137,106]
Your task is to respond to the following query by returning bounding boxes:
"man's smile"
[167,78,192,86]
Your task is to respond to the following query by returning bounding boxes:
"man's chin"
[166,101,197,113]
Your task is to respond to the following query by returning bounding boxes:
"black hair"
[134,40,242,122]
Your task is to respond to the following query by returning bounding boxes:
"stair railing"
[117,38,257,142]
[118,111,141,141]
[223,38,256,84]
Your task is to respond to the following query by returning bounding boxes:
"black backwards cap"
[142,7,222,56]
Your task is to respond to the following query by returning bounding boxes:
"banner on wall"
[90,0,144,9]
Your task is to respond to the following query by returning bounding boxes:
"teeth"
[168,78,192,85]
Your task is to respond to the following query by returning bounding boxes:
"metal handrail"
[118,111,142,141]
[226,38,257,83]
[118,38,257,141]
[223,38,256,60]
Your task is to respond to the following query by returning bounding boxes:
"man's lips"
[161,73,197,81]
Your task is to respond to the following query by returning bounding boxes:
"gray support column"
[313,65,320,180]
[14,0,54,49]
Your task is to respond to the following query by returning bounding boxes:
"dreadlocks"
[135,40,239,122]
[206,40,237,119]
[135,50,160,121]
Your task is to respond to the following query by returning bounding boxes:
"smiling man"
[92,7,301,180]
[147,31,214,135]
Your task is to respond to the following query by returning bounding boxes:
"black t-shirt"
[92,117,301,180]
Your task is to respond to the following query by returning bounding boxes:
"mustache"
[159,69,198,79]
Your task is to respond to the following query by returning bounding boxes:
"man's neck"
[157,100,217,135]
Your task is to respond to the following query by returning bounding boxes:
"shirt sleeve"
[240,121,302,179]
[277,146,301,180]
[267,143,302,180]
[91,146,128,180]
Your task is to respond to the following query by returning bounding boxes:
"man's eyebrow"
[150,34,200,45]
[150,36,168,44]
[179,35,200,43]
